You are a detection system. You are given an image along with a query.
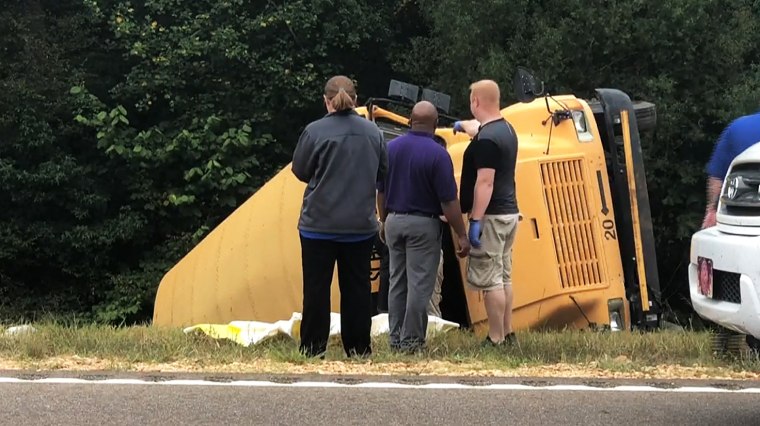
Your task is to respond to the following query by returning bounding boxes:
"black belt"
[389,211,438,218]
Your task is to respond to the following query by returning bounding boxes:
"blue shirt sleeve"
[706,123,734,180]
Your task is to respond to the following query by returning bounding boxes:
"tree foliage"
[0,0,126,319]
[394,0,760,304]
[2,0,760,322]
[1,0,394,322]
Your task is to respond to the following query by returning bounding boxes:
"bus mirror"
[513,67,544,103]
[421,88,451,114]
[388,80,420,104]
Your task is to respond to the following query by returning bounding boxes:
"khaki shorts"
[466,214,520,292]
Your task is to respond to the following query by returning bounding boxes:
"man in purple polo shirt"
[377,101,471,353]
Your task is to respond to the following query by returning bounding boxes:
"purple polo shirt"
[377,130,458,216]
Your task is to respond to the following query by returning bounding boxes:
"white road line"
[0,377,758,393]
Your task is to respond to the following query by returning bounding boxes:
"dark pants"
[299,236,374,358]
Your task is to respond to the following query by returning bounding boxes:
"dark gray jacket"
[292,110,387,234]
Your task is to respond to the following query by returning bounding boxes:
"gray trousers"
[427,250,444,318]
[385,213,442,349]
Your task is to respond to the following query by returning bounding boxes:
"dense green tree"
[1,0,397,322]
[0,0,130,319]
[3,0,760,323]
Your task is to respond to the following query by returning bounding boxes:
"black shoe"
[346,347,372,358]
[483,336,501,347]
[301,350,326,360]
[398,340,425,354]
[402,344,425,355]
[504,332,518,347]
[299,345,327,359]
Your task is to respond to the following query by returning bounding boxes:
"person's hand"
[453,121,464,134]
[453,119,481,137]
[468,219,482,249]
[457,234,471,258]
[379,221,386,244]
[439,215,448,223]
[702,209,717,229]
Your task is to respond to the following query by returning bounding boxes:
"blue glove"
[453,121,464,134]
[469,219,482,249]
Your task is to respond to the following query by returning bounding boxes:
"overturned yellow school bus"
[153,69,662,333]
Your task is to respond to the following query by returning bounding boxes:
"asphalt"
[3,376,760,425]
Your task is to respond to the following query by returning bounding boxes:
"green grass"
[1,321,759,376]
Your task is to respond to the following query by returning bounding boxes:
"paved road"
[4,380,760,425]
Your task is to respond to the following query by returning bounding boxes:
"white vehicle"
[689,141,760,350]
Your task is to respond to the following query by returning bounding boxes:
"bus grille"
[540,159,605,289]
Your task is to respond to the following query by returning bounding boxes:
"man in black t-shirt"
[455,79,520,347]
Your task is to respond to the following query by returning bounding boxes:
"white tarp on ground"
[183,313,460,347]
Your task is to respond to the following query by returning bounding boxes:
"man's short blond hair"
[469,79,500,106]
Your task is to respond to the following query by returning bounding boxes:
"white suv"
[689,141,760,344]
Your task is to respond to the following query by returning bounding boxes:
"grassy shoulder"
[0,323,758,379]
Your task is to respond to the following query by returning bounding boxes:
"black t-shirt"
[460,118,519,215]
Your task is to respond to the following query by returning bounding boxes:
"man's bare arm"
[441,199,470,257]
[470,168,495,220]
[377,191,387,222]
[706,177,723,212]
[459,119,480,137]
[702,177,723,229]
[441,200,467,237]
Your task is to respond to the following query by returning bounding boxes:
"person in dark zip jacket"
[291,75,387,358]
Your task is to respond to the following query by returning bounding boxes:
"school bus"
[152,69,662,333]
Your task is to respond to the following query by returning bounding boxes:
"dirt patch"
[1,357,758,380]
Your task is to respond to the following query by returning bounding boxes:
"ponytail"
[330,87,355,111]
[324,75,357,112]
